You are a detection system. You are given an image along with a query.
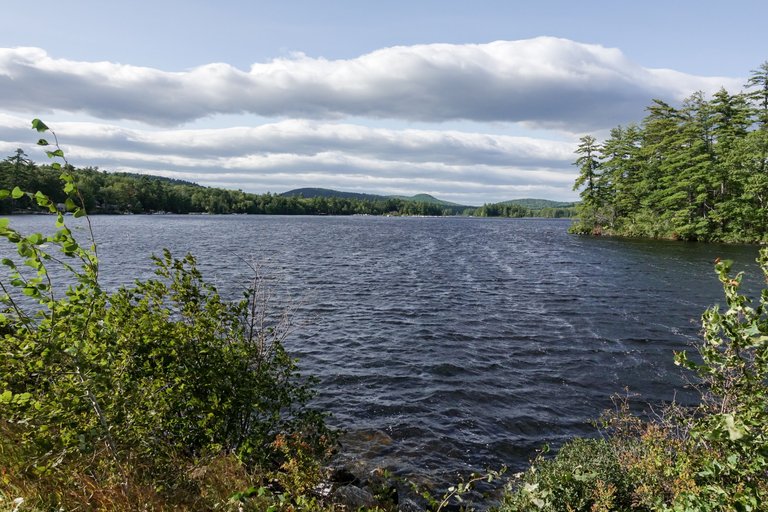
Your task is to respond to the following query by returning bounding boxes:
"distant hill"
[390,193,464,207]
[282,188,469,207]
[281,188,576,214]
[280,187,387,202]
[500,198,576,210]
[113,171,202,188]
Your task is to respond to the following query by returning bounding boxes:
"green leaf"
[45,149,65,159]
[724,413,745,441]
[743,324,761,337]
[0,390,11,403]
[11,187,24,199]
[0,189,9,200]
[37,138,49,146]
[31,118,49,132]
[523,483,539,493]
[13,392,32,405]
[64,198,77,211]
[64,182,75,194]
[35,191,50,207]
[73,208,86,218]
[17,244,32,258]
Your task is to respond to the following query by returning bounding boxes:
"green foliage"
[0,121,334,510]
[670,250,768,510]
[474,202,532,218]
[471,202,576,218]
[499,439,629,512]
[571,61,768,242]
[500,198,575,210]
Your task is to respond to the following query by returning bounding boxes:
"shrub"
[670,251,768,510]
[498,439,630,511]
[0,120,334,509]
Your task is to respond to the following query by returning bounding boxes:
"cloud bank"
[0,37,740,130]
[0,37,744,203]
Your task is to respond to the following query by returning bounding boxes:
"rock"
[398,497,423,512]
[333,485,377,510]
[313,480,333,499]
[338,429,393,458]
[328,465,360,486]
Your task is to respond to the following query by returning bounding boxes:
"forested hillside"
[571,62,768,243]
[0,156,574,218]
[282,187,470,214]
[0,158,458,216]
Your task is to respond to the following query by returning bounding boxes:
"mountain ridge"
[281,187,574,210]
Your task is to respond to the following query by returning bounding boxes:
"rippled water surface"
[6,215,763,481]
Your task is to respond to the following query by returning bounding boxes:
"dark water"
[3,215,763,482]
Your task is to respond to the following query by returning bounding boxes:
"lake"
[3,214,763,483]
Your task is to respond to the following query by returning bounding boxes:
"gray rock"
[333,484,377,510]
[398,497,424,512]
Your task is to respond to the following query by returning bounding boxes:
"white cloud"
[0,37,745,204]
[0,38,741,130]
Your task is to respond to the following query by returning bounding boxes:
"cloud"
[0,37,744,204]
[0,38,741,130]
[0,114,578,204]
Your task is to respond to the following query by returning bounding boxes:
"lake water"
[3,214,763,484]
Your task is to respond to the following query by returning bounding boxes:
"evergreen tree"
[571,135,606,233]
[572,135,602,204]
[746,61,768,129]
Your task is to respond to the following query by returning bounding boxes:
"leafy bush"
[500,248,768,511]
[498,439,629,511]
[0,121,334,510]
[670,251,768,510]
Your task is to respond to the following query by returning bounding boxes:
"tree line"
[571,62,768,242]
[473,202,575,218]
[0,157,455,216]
[0,155,575,218]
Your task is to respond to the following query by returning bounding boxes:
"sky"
[0,0,765,206]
